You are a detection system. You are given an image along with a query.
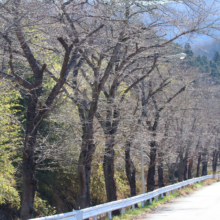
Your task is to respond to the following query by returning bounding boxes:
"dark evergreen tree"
[213,51,220,64]
[196,55,204,66]
[202,55,208,64]
[210,61,219,77]
[184,43,194,58]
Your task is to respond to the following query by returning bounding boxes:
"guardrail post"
[167,191,169,196]
[141,201,144,207]
[93,216,97,220]
[122,207,125,214]
[172,190,174,194]
[150,198,152,204]
[76,210,83,220]
[132,204,135,211]
[108,211,112,220]
[161,193,163,198]
[156,196,158,201]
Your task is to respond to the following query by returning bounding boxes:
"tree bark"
[76,66,100,209]
[147,141,157,192]
[202,149,208,176]
[77,122,95,209]
[178,152,184,182]
[183,150,188,180]
[188,158,193,179]
[212,150,218,176]
[20,94,38,220]
[157,152,164,188]
[103,135,120,215]
[202,161,207,176]
[196,153,201,177]
[183,163,188,180]
[125,141,137,197]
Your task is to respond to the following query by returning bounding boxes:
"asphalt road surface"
[144,182,220,220]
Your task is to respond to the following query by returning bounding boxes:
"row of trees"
[1,0,220,219]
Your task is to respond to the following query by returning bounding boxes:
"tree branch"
[15,23,41,77]
[78,24,105,45]
[120,57,158,102]
[57,38,73,79]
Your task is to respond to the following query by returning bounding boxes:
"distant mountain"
[193,39,220,59]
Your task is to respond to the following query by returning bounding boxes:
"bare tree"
[0,0,104,218]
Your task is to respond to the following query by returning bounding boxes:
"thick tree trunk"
[178,153,184,182]
[202,149,208,176]
[147,141,157,192]
[20,144,37,220]
[158,166,164,188]
[20,94,38,220]
[212,150,218,176]
[202,161,207,176]
[196,153,201,177]
[188,159,193,179]
[77,123,95,209]
[157,152,164,188]
[183,163,188,180]
[183,150,188,180]
[125,141,137,197]
[103,136,120,215]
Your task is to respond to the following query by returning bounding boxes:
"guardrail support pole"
[167,191,169,196]
[93,216,97,220]
[122,208,125,214]
[156,196,158,201]
[76,210,83,220]
[150,198,152,204]
[141,201,144,207]
[132,204,135,211]
[108,211,112,220]
[161,193,163,199]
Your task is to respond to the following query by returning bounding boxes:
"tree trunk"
[77,122,96,209]
[202,161,207,176]
[212,150,218,176]
[202,149,208,176]
[147,141,157,192]
[20,146,37,220]
[183,163,188,180]
[188,159,193,179]
[103,135,120,215]
[183,149,188,180]
[178,152,184,182]
[20,94,38,220]
[157,152,164,188]
[125,141,137,197]
[196,153,201,177]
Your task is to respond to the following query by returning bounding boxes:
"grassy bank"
[111,178,216,220]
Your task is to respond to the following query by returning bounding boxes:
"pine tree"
[213,51,220,64]
[184,43,194,58]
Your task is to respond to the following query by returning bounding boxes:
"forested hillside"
[1,0,220,219]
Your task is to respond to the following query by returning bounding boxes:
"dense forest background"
[1,0,220,219]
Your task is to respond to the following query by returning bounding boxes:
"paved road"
[144,182,220,220]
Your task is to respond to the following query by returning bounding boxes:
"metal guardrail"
[29,210,83,220]
[30,174,216,220]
